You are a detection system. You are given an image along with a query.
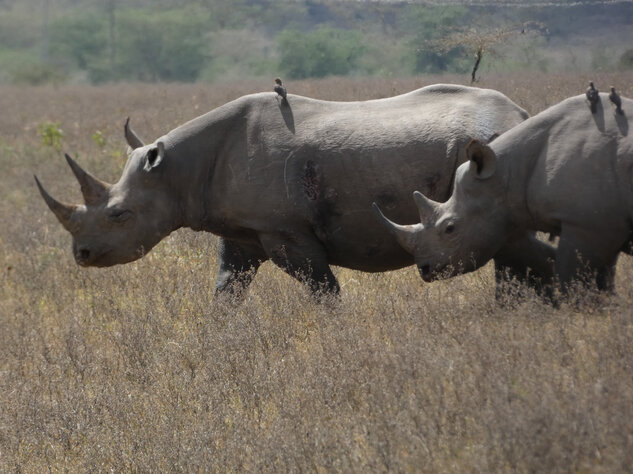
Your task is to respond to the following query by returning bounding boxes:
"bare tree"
[425,22,546,83]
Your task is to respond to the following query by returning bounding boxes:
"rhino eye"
[445,223,455,234]
[109,209,133,223]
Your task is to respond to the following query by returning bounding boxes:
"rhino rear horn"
[372,202,422,255]
[412,191,439,224]
[124,117,145,150]
[34,175,78,231]
[65,154,110,205]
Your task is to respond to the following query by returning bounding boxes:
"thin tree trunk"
[471,47,483,84]
[41,0,49,62]
[108,0,116,70]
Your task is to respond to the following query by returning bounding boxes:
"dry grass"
[2,73,633,472]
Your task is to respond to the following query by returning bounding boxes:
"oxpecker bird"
[609,86,623,115]
[274,78,287,102]
[586,81,600,114]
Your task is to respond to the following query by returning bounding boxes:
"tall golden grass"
[2,73,633,472]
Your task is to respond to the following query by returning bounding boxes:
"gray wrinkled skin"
[383,92,632,293]
[36,84,531,297]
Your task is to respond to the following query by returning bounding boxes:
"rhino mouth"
[73,242,149,267]
[417,263,433,282]
[74,246,112,267]
[417,262,460,282]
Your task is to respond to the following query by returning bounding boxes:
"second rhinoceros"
[375,91,632,293]
[36,84,541,297]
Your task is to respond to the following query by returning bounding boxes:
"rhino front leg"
[596,264,617,292]
[493,233,556,298]
[555,226,622,294]
[259,231,340,297]
[214,238,268,298]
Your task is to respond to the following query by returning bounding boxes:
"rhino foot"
[493,233,556,300]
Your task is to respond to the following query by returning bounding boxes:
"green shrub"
[404,5,470,74]
[48,7,209,83]
[618,49,633,70]
[50,13,107,70]
[278,27,364,79]
[198,29,277,82]
[92,131,106,149]
[113,9,209,82]
[37,122,64,151]
[7,57,67,85]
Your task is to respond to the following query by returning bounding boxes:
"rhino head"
[373,139,507,281]
[35,119,182,267]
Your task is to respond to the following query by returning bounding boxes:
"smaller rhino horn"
[124,117,144,150]
[34,175,77,231]
[372,202,422,255]
[65,154,110,205]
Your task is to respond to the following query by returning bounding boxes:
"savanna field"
[2,73,633,472]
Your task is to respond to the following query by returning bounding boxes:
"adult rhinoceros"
[375,91,632,293]
[36,84,540,297]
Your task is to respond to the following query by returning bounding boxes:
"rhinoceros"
[375,91,632,293]
[36,84,542,297]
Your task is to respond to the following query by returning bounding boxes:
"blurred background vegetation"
[1,0,633,84]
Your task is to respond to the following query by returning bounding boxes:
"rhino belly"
[326,236,415,271]
[315,213,416,272]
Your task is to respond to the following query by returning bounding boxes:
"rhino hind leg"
[259,231,340,297]
[214,238,268,299]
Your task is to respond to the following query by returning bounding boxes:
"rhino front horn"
[34,175,78,231]
[124,117,145,150]
[372,202,422,255]
[65,154,110,205]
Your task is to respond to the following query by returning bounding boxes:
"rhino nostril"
[77,248,91,262]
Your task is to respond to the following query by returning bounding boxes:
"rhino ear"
[466,139,496,180]
[143,141,165,172]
